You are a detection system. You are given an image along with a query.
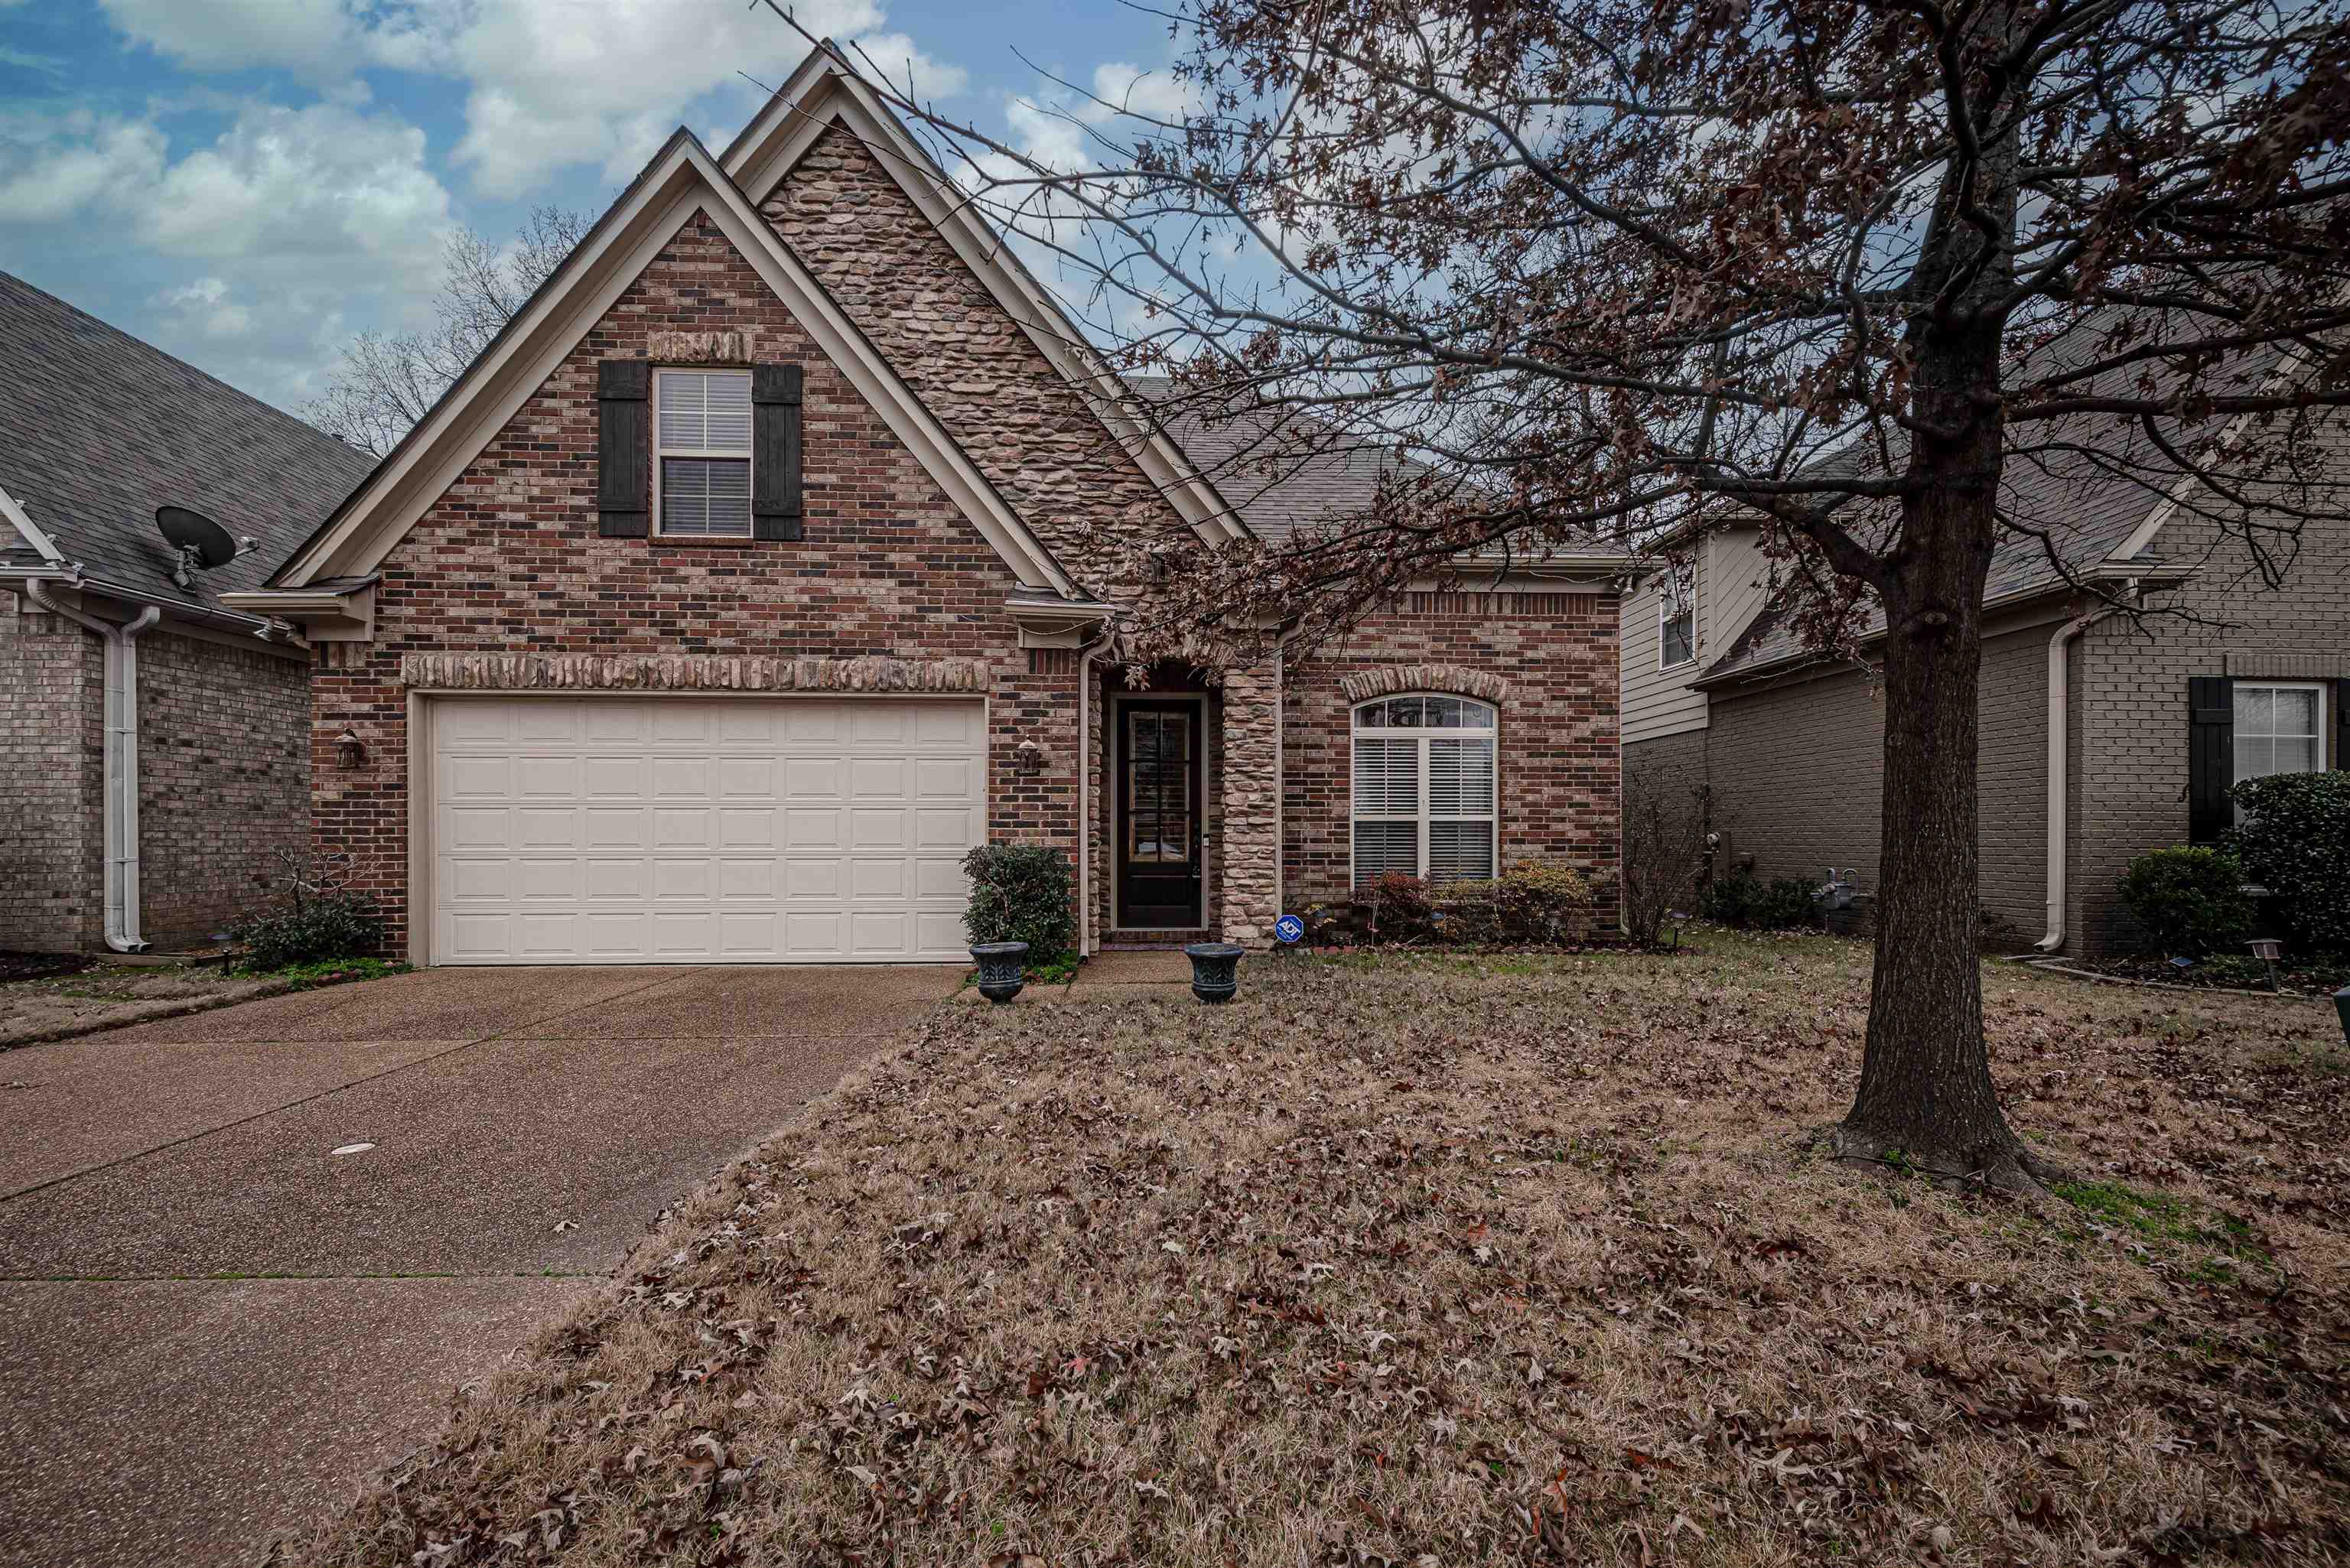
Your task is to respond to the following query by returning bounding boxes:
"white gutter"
[25,579,161,952]
[2036,607,2117,953]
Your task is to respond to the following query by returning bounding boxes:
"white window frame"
[2234,680,2327,795]
[651,368,754,538]
[1349,693,1499,887]
[1658,565,1697,672]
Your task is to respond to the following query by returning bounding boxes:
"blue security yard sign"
[1274,913,1304,945]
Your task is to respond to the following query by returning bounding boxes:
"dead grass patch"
[283,933,2350,1566]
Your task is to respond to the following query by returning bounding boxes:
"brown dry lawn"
[285,932,2350,1566]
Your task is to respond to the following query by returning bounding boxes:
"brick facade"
[1286,593,1624,924]
[291,136,1629,961]
[1683,621,2055,943]
[0,597,102,951]
[1,596,308,952]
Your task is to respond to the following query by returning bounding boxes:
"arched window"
[1351,694,1498,886]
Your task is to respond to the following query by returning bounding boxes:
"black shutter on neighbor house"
[752,364,804,542]
[2188,675,2234,844]
[2336,678,2349,771]
[597,359,650,538]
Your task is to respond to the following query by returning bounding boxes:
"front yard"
[285,934,2350,1566]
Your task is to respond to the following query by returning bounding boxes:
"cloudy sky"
[0,0,1186,420]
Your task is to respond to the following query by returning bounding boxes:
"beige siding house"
[1623,446,2349,956]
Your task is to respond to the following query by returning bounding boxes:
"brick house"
[1622,407,2347,956]
[229,45,1630,968]
[0,271,376,955]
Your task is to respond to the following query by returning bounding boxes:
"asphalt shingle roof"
[0,269,376,618]
[1697,311,2280,683]
[1128,376,1414,541]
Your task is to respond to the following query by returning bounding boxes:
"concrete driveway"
[0,963,957,1568]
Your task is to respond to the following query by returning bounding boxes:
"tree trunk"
[1831,318,2048,1189]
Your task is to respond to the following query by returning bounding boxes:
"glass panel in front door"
[1127,711,1193,863]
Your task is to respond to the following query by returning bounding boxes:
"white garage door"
[429,696,985,964]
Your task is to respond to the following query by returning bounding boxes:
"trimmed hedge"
[1444,864,1593,945]
[229,890,385,971]
[2116,844,2254,956]
[1700,869,1820,930]
[2228,772,2350,953]
[961,844,1076,962]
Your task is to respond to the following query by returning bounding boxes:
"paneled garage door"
[428,697,985,964]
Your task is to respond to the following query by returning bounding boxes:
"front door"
[1116,701,1203,928]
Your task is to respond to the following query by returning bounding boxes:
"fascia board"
[0,485,65,562]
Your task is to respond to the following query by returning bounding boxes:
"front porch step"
[1100,929,1212,950]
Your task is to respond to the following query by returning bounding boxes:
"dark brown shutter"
[2187,675,2234,844]
[596,359,650,538]
[752,364,803,542]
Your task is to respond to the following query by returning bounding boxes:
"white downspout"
[2036,607,2114,953]
[27,581,161,953]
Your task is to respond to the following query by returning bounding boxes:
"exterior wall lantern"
[335,727,367,769]
[1015,738,1043,775]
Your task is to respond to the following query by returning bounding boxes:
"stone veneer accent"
[1338,662,1511,706]
[1217,658,1283,947]
[399,652,991,693]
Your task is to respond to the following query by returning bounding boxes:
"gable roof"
[1688,311,2296,686]
[265,128,1077,598]
[0,269,374,619]
[1125,377,1423,542]
[722,44,1251,548]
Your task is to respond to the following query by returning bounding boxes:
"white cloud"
[1085,62,1196,123]
[845,33,969,101]
[98,0,359,74]
[152,277,254,339]
[92,0,964,197]
[0,98,454,408]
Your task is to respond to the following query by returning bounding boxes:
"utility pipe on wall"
[26,580,161,952]
[2036,607,2115,953]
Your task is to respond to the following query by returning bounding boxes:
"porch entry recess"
[1115,700,1204,929]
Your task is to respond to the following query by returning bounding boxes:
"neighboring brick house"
[1622,405,2348,956]
[230,44,1630,968]
[0,270,374,953]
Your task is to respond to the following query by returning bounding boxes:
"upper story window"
[1352,694,1498,886]
[2234,682,2326,784]
[1658,565,1696,670]
[655,369,753,538]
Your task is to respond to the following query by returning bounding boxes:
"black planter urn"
[970,942,1030,1004]
[1184,942,1245,1004]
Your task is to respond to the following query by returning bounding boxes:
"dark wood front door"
[1116,701,1203,928]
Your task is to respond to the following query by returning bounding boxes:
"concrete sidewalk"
[0,962,955,1568]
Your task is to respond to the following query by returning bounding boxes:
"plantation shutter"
[751,363,804,542]
[1427,737,1498,883]
[596,359,650,538]
[2187,675,2234,844]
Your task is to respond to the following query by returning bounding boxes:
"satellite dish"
[155,506,257,589]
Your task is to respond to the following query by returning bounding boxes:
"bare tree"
[778,0,2350,1187]
[1620,760,1711,949]
[305,206,593,454]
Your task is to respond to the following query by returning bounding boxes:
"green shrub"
[1701,869,1820,929]
[2228,771,2350,953]
[1442,862,1593,945]
[2116,844,2255,956]
[961,843,1076,961]
[230,890,385,969]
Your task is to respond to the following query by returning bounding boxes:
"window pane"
[1385,696,1424,727]
[1662,608,1696,666]
[1458,700,1494,729]
[1355,701,1385,728]
[1427,821,1494,884]
[660,457,752,537]
[2234,686,2274,732]
[1353,821,1418,884]
[2273,687,2319,737]
[1352,737,1420,816]
[1424,696,1463,727]
[2272,737,2319,774]
[658,370,752,452]
[1429,737,1496,815]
